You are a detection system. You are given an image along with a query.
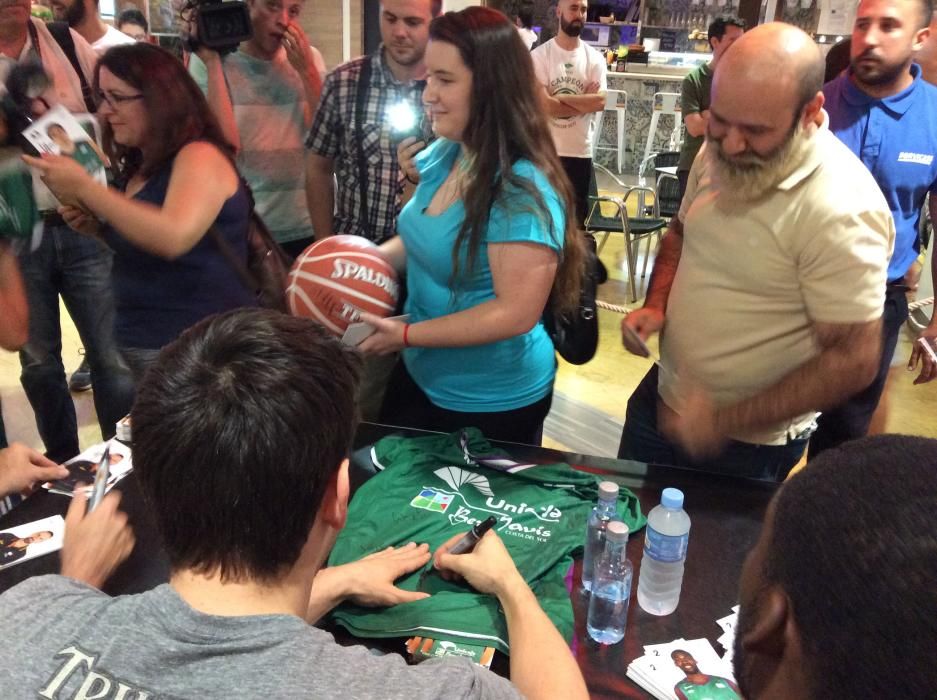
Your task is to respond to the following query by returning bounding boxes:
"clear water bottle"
[587,521,632,644]
[637,487,691,616]
[582,481,622,592]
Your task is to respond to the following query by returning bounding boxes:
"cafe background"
[8,0,935,461]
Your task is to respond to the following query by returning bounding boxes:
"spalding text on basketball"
[330,259,399,299]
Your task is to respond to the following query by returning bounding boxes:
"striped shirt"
[305,47,426,243]
[190,49,322,244]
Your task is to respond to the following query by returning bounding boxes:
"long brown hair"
[429,7,584,313]
[94,44,235,183]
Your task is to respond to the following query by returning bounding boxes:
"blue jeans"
[618,366,807,482]
[17,223,133,462]
[807,283,909,460]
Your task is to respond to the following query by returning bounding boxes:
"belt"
[886,278,910,292]
[41,210,66,228]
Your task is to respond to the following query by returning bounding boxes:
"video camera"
[181,0,253,56]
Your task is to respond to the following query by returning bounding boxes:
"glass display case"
[647,50,711,69]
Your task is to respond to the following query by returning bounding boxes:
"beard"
[850,51,909,87]
[560,16,583,37]
[707,119,813,202]
[65,0,85,26]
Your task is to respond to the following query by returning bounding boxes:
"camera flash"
[387,102,417,132]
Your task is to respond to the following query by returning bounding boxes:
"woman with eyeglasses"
[24,43,256,381]
[358,7,585,446]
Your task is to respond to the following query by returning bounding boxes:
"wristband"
[403,323,411,348]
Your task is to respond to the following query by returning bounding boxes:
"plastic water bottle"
[582,481,622,592]
[586,521,632,644]
[637,487,691,616]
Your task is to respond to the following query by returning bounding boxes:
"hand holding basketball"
[356,312,408,355]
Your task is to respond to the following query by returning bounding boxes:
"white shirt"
[91,24,135,55]
[516,26,538,51]
[531,37,607,158]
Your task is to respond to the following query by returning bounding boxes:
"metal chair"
[585,163,668,302]
[649,151,681,218]
[592,89,628,174]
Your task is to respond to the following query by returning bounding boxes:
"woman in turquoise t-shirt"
[359,7,585,445]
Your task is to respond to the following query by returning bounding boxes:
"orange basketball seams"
[286,235,400,336]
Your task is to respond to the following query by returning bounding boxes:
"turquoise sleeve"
[486,162,565,251]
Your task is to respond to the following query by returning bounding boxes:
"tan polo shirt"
[658,124,895,445]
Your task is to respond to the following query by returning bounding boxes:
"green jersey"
[69,141,103,177]
[328,429,645,654]
[675,675,741,700]
[0,159,39,240]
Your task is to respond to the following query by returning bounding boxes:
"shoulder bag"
[544,232,607,365]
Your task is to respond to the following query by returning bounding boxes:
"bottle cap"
[661,487,684,510]
[606,520,629,542]
[598,481,619,500]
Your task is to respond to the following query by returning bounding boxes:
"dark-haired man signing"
[0,309,587,700]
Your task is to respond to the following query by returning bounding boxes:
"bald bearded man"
[618,23,895,481]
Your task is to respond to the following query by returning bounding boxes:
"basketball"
[286,235,400,337]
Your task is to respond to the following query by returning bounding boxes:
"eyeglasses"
[95,91,145,109]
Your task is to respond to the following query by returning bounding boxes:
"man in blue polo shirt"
[812,0,937,458]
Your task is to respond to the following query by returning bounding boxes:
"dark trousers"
[560,156,593,228]
[807,283,909,460]
[618,366,807,482]
[379,360,553,446]
[17,224,133,462]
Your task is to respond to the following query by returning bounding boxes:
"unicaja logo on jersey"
[408,465,562,544]
[434,467,494,496]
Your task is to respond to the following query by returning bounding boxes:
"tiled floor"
[2,180,934,458]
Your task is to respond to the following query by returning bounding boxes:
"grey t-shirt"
[0,575,522,699]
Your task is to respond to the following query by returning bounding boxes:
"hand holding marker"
[448,516,498,555]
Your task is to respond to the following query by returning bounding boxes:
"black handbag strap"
[354,57,373,237]
[209,221,257,296]
[38,21,97,113]
[207,178,283,297]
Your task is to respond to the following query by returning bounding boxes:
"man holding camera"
[304,0,440,420]
[305,0,440,245]
[189,0,326,257]
[0,0,130,464]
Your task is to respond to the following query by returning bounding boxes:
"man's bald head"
[707,23,825,201]
[716,22,825,117]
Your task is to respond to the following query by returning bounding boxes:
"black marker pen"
[448,516,497,555]
[88,445,111,514]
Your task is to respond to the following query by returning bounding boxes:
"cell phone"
[621,322,659,363]
[386,101,426,143]
[918,337,937,365]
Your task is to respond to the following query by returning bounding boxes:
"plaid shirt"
[306,47,426,243]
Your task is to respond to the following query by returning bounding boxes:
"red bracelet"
[403,323,411,348]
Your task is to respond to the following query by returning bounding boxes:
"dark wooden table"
[0,424,776,699]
